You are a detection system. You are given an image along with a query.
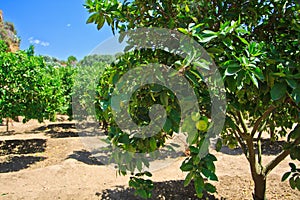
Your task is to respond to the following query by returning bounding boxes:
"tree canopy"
[84,1,300,199]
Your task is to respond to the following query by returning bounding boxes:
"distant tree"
[42,55,61,65]
[78,54,114,67]
[67,55,78,66]
[42,55,78,119]
[0,42,66,130]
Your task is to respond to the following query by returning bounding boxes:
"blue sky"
[1,0,114,60]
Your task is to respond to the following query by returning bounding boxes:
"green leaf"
[290,178,296,189]
[189,146,199,154]
[119,134,130,144]
[225,65,241,76]
[296,177,300,191]
[193,155,201,165]
[185,5,190,12]
[290,147,300,160]
[207,47,224,54]
[204,183,216,193]
[249,72,259,88]
[292,87,300,104]
[163,118,172,132]
[251,67,264,81]
[180,162,194,171]
[287,73,300,79]
[129,179,139,188]
[206,154,217,162]
[237,36,249,45]
[202,168,218,181]
[160,92,168,106]
[187,130,198,145]
[178,28,189,34]
[286,79,297,89]
[193,61,210,70]
[194,176,204,197]
[185,70,200,87]
[184,172,194,187]
[86,13,98,24]
[182,117,195,133]
[215,138,223,152]
[270,82,287,101]
[136,160,143,172]
[222,37,234,49]
[198,35,218,43]
[206,161,216,172]
[135,189,148,199]
[149,137,157,151]
[289,163,297,171]
[141,158,150,168]
[202,30,218,35]
[282,172,291,181]
[144,171,152,177]
[96,17,105,30]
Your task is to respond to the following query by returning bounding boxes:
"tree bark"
[6,117,9,132]
[245,137,267,200]
[252,174,267,200]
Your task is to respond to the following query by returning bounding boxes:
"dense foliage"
[85,0,300,199]
[0,42,76,129]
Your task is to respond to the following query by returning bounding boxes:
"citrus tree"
[42,55,78,119]
[0,42,67,130]
[85,0,300,199]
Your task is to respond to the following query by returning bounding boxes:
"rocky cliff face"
[0,10,20,52]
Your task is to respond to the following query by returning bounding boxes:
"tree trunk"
[252,174,267,200]
[6,117,9,132]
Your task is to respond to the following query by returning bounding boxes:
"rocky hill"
[0,10,20,52]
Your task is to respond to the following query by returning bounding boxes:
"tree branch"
[228,112,248,139]
[257,130,263,141]
[264,136,300,175]
[232,129,249,160]
[251,105,276,137]
[264,149,290,176]
[237,111,249,135]
[246,138,260,175]
[257,138,262,166]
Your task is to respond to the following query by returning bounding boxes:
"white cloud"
[28,37,50,47]
[67,24,71,27]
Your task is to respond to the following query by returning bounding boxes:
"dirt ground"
[0,117,299,200]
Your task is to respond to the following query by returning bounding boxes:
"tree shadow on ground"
[34,123,79,138]
[0,130,16,136]
[98,180,225,200]
[90,146,185,165]
[34,122,104,138]
[0,139,46,156]
[67,150,104,165]
[45,130,80,138]
[0,155,46,173]
[220,138,285,156]
[34,123,76,131]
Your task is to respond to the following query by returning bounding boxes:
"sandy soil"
[0,118,299,200]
